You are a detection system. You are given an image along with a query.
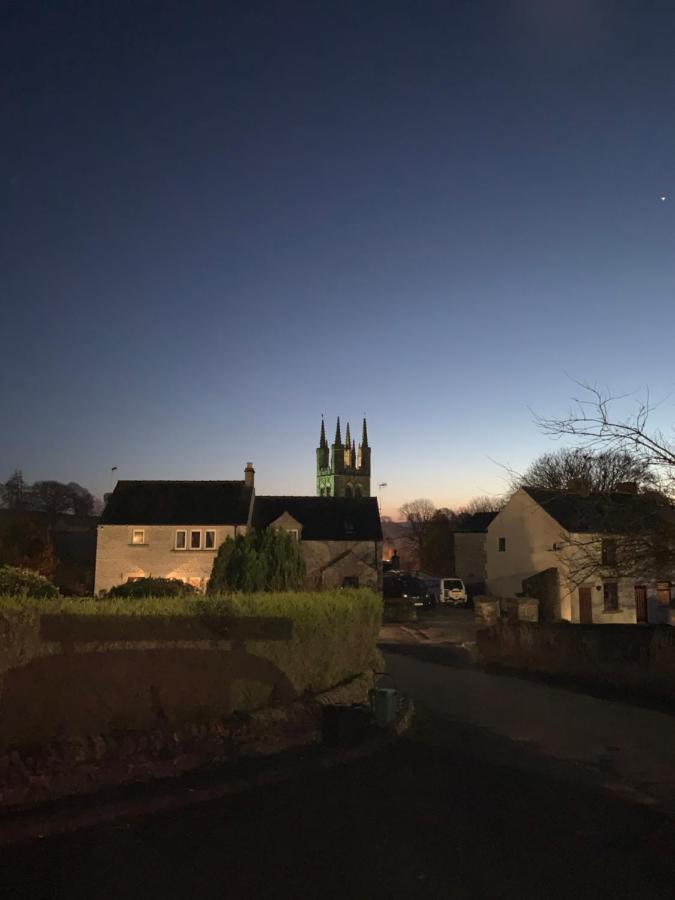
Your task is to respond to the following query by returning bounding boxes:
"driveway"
[380,605,477,648]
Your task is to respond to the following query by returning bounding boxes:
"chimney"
[244,462,255,489]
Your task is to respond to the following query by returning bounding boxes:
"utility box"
[369,688,398,726]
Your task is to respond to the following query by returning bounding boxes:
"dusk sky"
[4,1,675,517]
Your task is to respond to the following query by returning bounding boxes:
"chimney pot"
[245,462,255,488]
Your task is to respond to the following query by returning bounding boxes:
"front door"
[634,585,648,623]
[579,587,593,624]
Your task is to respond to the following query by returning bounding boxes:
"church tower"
[316,416,371,498]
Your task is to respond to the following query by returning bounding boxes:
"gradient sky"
[3,1,675,517]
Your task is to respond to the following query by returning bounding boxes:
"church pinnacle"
[316,414,371,498]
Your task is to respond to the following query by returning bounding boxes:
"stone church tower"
[316,417,371,498]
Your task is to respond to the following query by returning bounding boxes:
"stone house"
[94,471,255,594]
[453,511,498,596]
[253,496,383,590]
[486,486,674,624]
[94,464,383,594]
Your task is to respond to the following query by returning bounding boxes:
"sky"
[3,0,675,517]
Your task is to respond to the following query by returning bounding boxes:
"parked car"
[439,577,467,606]
[383,572,436,608]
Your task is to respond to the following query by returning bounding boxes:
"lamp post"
[378,482,388,513]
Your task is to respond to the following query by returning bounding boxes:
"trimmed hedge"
[0,565,59,600]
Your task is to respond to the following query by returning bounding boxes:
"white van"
[440,577,467,606]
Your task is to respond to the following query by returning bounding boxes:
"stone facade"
[302,540,382,590]
[454,532,488,586]
[94,523,245,594]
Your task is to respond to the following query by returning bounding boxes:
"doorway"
[634,585,648,623]
[579,587,593,624]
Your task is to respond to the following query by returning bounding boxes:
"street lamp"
[378,482,388,512]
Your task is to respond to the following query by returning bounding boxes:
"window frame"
[190,529,202,550]
[204,529,216,550]
[656,581,672,607]
[603,581,619,612]
[601,538,617,567]
[131,529,145,546]
[498,537,506,552]
[175,529,187,550]
[287,528,300,541]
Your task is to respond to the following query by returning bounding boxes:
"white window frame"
[205,529,216,550]
[131,529,145,545]
[190,529,202,550]
[175,529,187,550]
[287,528,300,541]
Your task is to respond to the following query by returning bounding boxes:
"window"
[345,484,353,498]
[656,581,672,607]
[498,537,506,552]
[175,530,187,550]
[132,529,145,545]
[190,530,201,550]
[354,485,363,499]
[344,520,355,536]
[601,538,617,566]
[603,581,619,611]
[205,530,216,550]
[343,576,359,588]
[287,529,299,541]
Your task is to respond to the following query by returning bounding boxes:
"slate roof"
[455,511,498,533]
[253,496,383,541]
[522,486,672,534]
[100,481,254,526]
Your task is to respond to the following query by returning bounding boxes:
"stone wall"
[301,540,382,590]
[477,619,675,702]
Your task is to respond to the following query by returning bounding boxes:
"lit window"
[656,582,672,607]
[190,530,201,550]
[205,530,216,550]
[175,530,187,550]
[132,529,145,545]
[498,537,506,552]
[603,582,619,611]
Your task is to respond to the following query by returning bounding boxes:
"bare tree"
[516,447,657,494]
[533,383,675,580]
[456,495,506,516]
[399,499,436,568]
[0,470,29,510]
[534,383,675,492]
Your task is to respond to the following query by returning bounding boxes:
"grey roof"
[100,481,253,526]
[455,511,499,533]
[253,496,382,541]
[522,486,672,534]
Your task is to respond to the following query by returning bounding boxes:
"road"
[2,609,675,898]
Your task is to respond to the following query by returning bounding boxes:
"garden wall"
[0,590,382,807]
[476,620,675,702]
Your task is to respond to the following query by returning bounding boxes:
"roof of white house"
[521,485,673,534]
